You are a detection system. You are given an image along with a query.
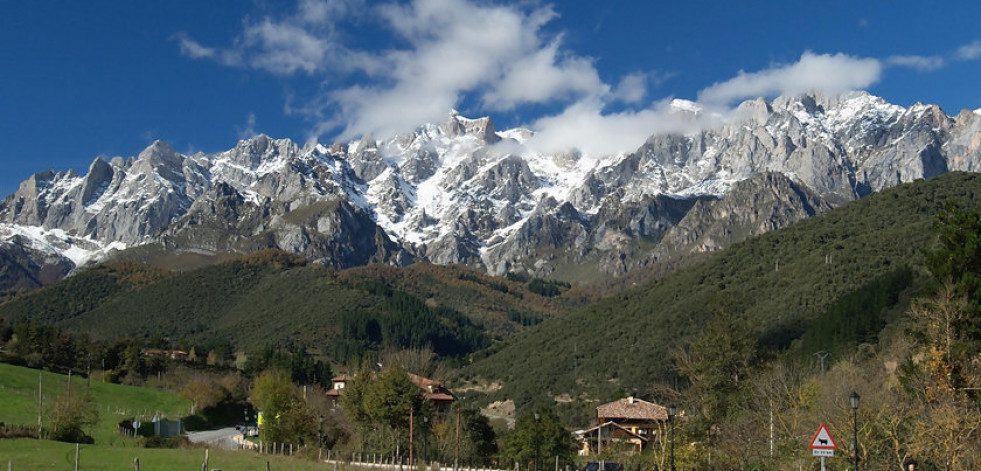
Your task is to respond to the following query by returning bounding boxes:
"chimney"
[628,396,634,404]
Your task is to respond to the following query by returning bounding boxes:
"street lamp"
[423,416,429,464]
[534,411,541,471]
[850,392,860,471]
[319,414,324,450]
[667,405,676,471]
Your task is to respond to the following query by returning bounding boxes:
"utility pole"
[455,408,460,471]
[37,371,43,439]
[409,409,414,468]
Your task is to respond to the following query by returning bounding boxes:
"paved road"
[187,427,246,450]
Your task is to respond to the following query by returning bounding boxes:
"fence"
[316,450,574,471]
[240,445,555,471]
[325,452,513,471]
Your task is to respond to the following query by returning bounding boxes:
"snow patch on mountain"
[0,223,127,266]
[3,92,980,277]
[670,99,702,114]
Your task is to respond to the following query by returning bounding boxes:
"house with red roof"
[575,396,670,455]
[326,374,355,410]
[325,372,456,417]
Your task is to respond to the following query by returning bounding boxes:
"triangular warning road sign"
[808,423,838,450]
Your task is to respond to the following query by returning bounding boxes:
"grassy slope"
[0,439,331,471]
[464,172,981,413]
[0,363,191,445]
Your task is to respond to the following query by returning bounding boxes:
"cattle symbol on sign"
[809,423,837,457]
[809,423,837,449]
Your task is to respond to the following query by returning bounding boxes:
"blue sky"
[2,0,980,197]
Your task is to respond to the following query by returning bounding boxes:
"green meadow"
[0,363,335,470]
[0,363,190,445]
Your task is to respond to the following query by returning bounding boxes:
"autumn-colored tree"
[48,389,98,443]
[899,205,981,469]
[430,407,498,464]
[251,369,318,444]
[180,377,229,413]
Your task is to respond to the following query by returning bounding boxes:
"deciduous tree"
[503,408,574,468]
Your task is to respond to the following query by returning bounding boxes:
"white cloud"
[887,54,946,71]
[481,39,606,110]
[176,33,216,59]
[525,98,717,158]
[243,19,332,75]
[177,0,358,75]
[297,0,359,26]
[330,0,617,138]
[181,1,979,163]
[697,52,882,106]
[237,112,258,139]
[957,40,981,60]
[177,0,644,140]
[611,72,658,104]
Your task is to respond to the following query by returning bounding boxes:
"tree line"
[658,203,981,470]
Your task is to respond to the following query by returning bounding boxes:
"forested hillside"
[0,250,569,365]
[463,172,981,419]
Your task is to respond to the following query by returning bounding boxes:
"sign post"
[808,423,838,471]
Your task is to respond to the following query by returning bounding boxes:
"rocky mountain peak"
[440,112,499,144]
[2,92,981,284]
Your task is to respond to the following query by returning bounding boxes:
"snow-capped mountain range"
[3,91,981,289]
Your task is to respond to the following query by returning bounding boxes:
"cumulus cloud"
[176,33,216,59]
[884,39,981,71]
[887,54,946,71]
[297,0,359,25]
[177,0,355,75]
[330,0,619,138]
[237,112,258,140]
[526,98,701,158]
[697,52,882,106]
[178,0,977,162]
[480,39,606,111]
[242,19,332,75]
[957,40,981,60]
[177,0,643,140]
[611,73,650,104]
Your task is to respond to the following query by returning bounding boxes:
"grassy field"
[0,364,335,470]
[0,439,332,471]
[0,363,191,445]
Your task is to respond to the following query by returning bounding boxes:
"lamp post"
[319,414,324,450]
[423,416,429,465]
[667,405,676,471]
[534,411,540,471]
[850,392,860,471]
